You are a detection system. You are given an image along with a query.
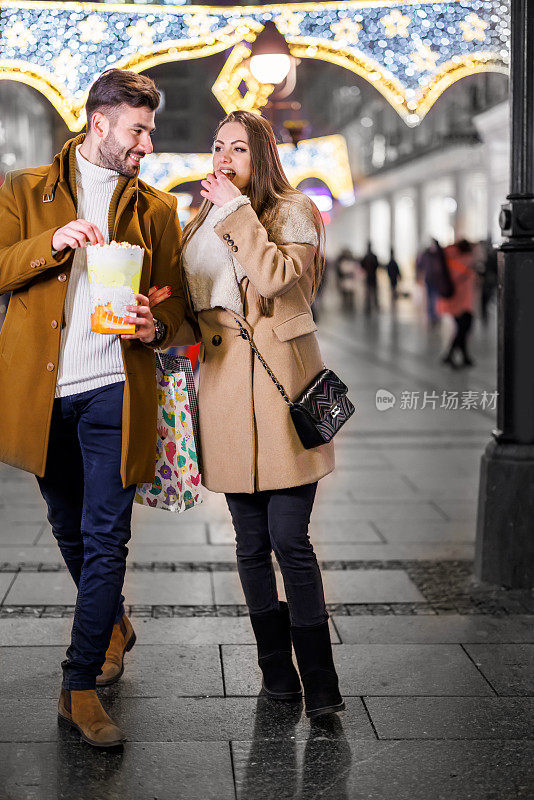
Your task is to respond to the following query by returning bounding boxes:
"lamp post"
[475,0,534,588]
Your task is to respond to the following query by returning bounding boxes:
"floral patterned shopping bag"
[135,354,202,512]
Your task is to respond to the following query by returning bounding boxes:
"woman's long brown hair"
[180,110,325,316]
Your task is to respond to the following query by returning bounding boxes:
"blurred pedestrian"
[334,248,358,312]
[416,239,445,326]
[438,239,477,368]
[479,237,498,324]
[361,242,380,314]
[385,248,402,304]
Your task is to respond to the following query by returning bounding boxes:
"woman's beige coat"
[173,195,335,494]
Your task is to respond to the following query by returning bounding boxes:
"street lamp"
[475,0,534,588]
[249,21,292,85]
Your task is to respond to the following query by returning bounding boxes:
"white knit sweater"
[55,147,125,397]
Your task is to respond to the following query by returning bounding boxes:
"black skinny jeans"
[448,311,473,361]
[225,482,328,628]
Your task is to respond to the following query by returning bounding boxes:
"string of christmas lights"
[0,1,510,129]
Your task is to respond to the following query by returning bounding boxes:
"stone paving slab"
[231,739,534,800]
[333,615,534,644]
[0,541,476,565]
[0,523,44,545]
[0,697,373,743]
[311,500,448,523]
[431,499,477,521]
[0,741,235,800]
[464,644,534,696]
[0,617,259,646]
[347,474,417,501]
[364,696,534,740]
[0,544,238,565]
[4,570,214,606]
[212,569,425,606]
[221,643,493,697]
[0,506,47,524]
[208,519,382,545]
[0,617,340,647]
[0,645,223,699]
[37,523,209,546]
[313,542,475,560]
[373,520,475,543]
[0,572,15,603]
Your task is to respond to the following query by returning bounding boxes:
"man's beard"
[96,129,138,178]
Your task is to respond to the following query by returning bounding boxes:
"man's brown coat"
[0,134,186,487]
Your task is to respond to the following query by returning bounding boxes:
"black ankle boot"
[249,602,302,701]
[291,620,345,718]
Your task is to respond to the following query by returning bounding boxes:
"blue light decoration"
[0,1,510,130]
[138,134,355,205]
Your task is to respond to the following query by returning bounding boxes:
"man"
[0,69,185,747]
[361,242,380,314]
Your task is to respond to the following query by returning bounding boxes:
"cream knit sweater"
[55,147,125,397]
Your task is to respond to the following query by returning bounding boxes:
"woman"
[438,239,477,368]
[150,111,343,718]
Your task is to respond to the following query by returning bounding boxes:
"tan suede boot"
[58,688,125,748]
[96,614,136,687]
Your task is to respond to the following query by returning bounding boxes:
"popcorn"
[87,241,145,334]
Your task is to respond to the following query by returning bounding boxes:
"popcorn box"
[87,241,144,334]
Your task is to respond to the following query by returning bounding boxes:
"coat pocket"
[0,297,27,365]
[272,313,318,342]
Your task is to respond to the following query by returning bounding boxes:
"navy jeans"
[36,382,136,690]
[225,483,328,628]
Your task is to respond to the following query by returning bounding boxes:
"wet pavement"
[1,293,534,799]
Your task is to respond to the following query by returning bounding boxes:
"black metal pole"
[475,0,534,587]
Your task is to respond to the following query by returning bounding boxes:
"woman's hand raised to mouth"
[200,172,242,207]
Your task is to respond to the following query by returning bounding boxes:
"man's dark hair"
[85,69,160,127]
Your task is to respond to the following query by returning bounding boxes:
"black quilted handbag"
[235,319,354,450]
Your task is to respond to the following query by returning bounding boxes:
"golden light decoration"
[330,18,362,44]
[410,39,440,73]
[139,134,355,206]
[212,43,274,115]
[126,19,155,50]
[273,9,305,38]
[460,13,489,43]
[79,14,108,45]
[4,19,34,51]
[53,51,82,82]
[184,12,219,40]
[0,0,510,130]
[380,9,412,38]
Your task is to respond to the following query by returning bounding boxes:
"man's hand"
[52,220,105,252]
[121,294,156,343]
[200,173,241,207]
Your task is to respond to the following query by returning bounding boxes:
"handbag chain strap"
[234,318,292,407]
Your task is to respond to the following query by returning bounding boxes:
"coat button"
[39,258,46,266]
[46,362,55,372]
[223,234,230,240]
[232,246,238,252]
[30,261,37,268]
[58,273,67,282]
[212,335,222,346]
[227,240,234,246]
[51,320,58,329]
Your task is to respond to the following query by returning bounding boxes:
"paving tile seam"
[0,558,475,572]
[3,602,534,618]
[459,642,500,697]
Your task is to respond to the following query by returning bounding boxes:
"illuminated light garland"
[139,134,354,205]
[212,42,274,114]
[0,1,510,130]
